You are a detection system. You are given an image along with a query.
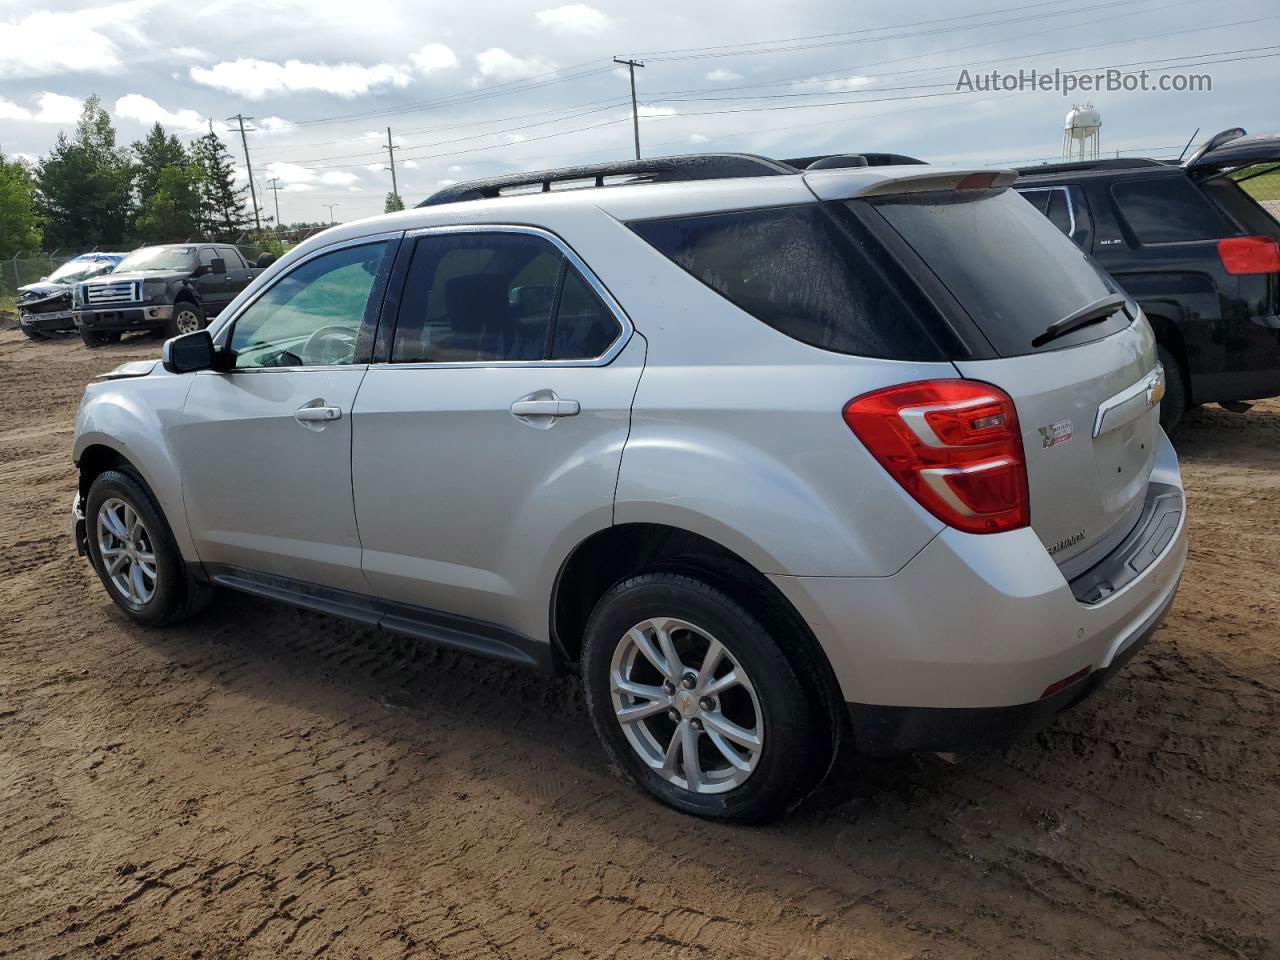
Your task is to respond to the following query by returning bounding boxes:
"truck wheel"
[20,324,50,341]
[168,303,204,337]
[1158,345,1188,437]
[581,572,823,823]
[80,328,121,348]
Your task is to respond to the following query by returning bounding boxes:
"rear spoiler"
[805,167,1019,201]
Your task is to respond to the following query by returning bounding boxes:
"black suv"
[1016,128,1280,432]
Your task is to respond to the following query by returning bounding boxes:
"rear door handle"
[510,398,580,418]
[295,403,342,423]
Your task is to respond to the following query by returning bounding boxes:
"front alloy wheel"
[174,305,202,334]
[611,617,763,794]
[96,497,158,608]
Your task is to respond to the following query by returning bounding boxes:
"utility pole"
[323,202,340,225]
[385,127,400,200]
[266,177,283,228]
[613,57,645,160]
[226,113,262,231]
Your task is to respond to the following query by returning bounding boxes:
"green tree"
[132,122,187,205]
[35,95,134,248]
[134,163,203,242]
[384,192,405,213]
[0,154,43,257]
[192,128,249,239]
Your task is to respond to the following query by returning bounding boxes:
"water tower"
[1062,103,1102,161]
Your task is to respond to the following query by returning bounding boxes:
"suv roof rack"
[783,152,926,169]
[418,153,796,206]
[1015,157,1170,176]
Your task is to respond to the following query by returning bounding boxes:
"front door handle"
[295,402,342,423]
[510,398,580,418]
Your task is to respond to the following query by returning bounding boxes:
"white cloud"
[535,4,610,34]
[3,92,85,125]
[319,171,359,186]
[506,134,527,143]
[256,116,295,134]
[402,160,420,169]
[283,183,314,193]
[0,97,30,122]
[114,94,207,132]
[688,133,710,143]
[436,178,458,187]
[706,69,741,82]
[190,58,412,99]
[172,46,208,60]
[0,3,147,79]
[447,164,463,173]
[475,48,555,82]
[813,75,875,92]
[637,105,677,117]
[411,43,459,73]
[264,161,361,190]
[364,162,384,172]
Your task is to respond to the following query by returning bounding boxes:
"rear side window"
[1112,176,1232,244]
[629,204,947,361]
[872,189,1124,356]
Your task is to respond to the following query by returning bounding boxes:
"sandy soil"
[1,326,1278,959]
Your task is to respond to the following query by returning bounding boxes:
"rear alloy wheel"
[582,572,822,823]
[170,303,203,337]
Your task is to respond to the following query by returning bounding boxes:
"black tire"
[79,327,121,348]
[84,468,211,626]
[20,323,50,341]
[167,301,204,338]
[1158,345,1188,436]
[581,572,823,823]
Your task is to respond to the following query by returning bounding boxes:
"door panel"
[351,335,644,639]
[175,367,370,591]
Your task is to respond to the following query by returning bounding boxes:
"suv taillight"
[1218,236,1280,275]
[843,380,1029,535]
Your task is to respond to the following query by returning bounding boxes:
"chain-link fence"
[1235,163,1280,223]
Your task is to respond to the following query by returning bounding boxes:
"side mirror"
[162,330,216,373]
[210,257,227,275]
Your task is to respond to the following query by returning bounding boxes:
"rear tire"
[581,572,822,823]
[84,468,210,626]
[1158,345,1188,436]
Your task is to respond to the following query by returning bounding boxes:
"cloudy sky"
[2,0,1277,224]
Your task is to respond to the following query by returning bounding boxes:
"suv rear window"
[629,204,950,361]
[869,189,1126,356]
[1112,175,1232,244]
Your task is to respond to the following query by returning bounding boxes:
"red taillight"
[843,379,1030,535]
[1217,236,1280,275]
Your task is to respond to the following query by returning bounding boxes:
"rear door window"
[629,204,948,361]
[1111,175,1232,244]
[870,188,1125,356]
[1015,185,1092,249]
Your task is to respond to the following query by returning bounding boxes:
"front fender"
[74,373,199,562]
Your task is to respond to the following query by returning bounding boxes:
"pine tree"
[0,154,43,257]
[35,95,133,248]
[384,192,405,213]
[134,163,204,242]
[192,127,250,239]
[132,123,188,205]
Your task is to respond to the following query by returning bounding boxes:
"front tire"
[20,323,50,341]
[79,327,121,348]
[84,469,209,626]
[167,302,204,337]
[581,572,822,823]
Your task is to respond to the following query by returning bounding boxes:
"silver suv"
[72,154,1187,822]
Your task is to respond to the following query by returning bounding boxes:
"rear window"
[870,189,1125,356]
[1112,175,1232,244]
[628,203,950,361]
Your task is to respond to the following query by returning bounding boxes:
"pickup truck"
[73,242,270,347]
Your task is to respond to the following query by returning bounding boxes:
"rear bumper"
[75,304,172,331]
[770,430,1187,748]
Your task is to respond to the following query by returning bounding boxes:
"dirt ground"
[1,325,1278,960]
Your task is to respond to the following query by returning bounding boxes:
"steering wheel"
[302,324,358,366]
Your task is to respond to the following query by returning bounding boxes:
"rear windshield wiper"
[1031,294,1128,348]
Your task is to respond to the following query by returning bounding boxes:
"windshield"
[47,258,117,285]
[114,246,196,273]
[869,189,1127,356]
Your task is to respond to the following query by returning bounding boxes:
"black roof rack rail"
[418,153,796,206]
[1014,157,1170,176]
[783,152,926,169]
